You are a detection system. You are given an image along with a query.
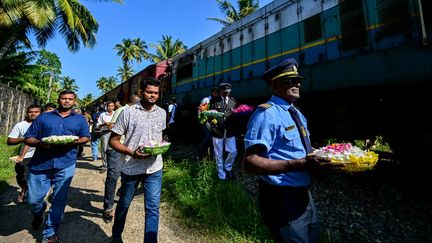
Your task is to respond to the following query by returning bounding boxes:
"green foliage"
[208,0,260,26]
[148,35,187,63]
[0,136,20,193]
[162,158,271,242]
[61,76,79,93]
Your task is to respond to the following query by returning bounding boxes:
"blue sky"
[39,0,273,98]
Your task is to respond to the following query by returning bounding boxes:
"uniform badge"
[285,125,295,131]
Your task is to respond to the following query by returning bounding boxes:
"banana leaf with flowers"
[198,102,224,124]
[311,143,379,172]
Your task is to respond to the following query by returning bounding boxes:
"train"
[94,0,432,168]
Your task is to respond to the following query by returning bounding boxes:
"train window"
[376,0,411,38]
[339,0,368,50]
[304,14,322,43]
[177,62,193,81]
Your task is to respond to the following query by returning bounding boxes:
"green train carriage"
[169,0,432,167]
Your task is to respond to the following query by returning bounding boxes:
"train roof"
[172,0,293,62]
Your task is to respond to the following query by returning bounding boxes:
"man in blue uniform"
[243,59,342,242]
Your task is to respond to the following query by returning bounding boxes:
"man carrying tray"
[24,90,90,243]
[242,59,343,242]
[108,77,166,243]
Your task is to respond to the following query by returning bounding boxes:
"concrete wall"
[0,84,35,136]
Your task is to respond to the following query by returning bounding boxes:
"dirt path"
[0,145,207,243]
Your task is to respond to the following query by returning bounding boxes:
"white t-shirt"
[8,120,35,158]
[168,104,177,124]
[97,111,114,131]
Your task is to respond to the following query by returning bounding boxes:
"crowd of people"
[6,58,343,243]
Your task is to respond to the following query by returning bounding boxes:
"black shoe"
[111,236,123,243]
[31,214,45,231]
[99,167,107,174]
[226,170,233,179]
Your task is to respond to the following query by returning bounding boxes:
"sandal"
[103,209,114,222]
[16,191,25,203]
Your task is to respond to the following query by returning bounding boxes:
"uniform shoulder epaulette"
[258,103,273,109]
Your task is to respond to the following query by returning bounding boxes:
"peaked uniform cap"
[261,58,304,82]
[219,82,232,92]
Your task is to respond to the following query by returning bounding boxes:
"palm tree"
[117,63,134,82]
[105,76,118,90]
[61,76,79,93]
[96,76,108,93]
[0,0,123,61]
[208,0,259,26]
[81,93,94,107]
[96,76,118,92]
[132,38,148,64]
[114,38,147,64]
[148,35,187,63]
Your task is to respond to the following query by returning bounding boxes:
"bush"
[0,136,20,193]
[162,158,271,242]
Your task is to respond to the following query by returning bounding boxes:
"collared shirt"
[168,103,177,124]
[111,102,166,175]
[8,120,35,158]
[97,111,114,131]
[24,110,91,171]
[244,95,311,187]
[111,104,129,123]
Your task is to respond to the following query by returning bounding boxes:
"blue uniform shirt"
[25,110,91,171]
[244,95,311,187]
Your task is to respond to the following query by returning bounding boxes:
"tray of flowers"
[140,141,171,155]
[311,143,379,172]
[41,135,79,145]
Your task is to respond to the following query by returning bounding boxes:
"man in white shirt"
[166,97,177,141]
[7,104,42,203]
[102,95,140,222]
[196,87,219,161]
[96,101,115,173]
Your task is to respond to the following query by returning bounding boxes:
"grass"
[162,157,272,242]
[0,136,20,193]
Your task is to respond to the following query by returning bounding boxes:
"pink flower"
[232,104,254,114]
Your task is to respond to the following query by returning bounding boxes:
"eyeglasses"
[276,78,303,87]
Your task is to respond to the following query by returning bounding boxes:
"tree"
[114,37,148,67]
[105,76,118,90]
[61,76,79,93]
[96,76,108,93]
[36,49,62,102]
[96,75,118,93]
[117,63,134,82]
[147,35,187,63]
[81,93,94,108]
[208,0,259,27]
[0,0,123,61]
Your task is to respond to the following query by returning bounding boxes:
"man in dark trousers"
[209,83,237,180]
[243,59,343,242]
